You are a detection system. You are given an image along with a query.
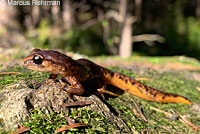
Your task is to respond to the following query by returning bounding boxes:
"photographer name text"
[7,0,60,6]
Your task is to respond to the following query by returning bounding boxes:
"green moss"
[0,66,49,90]
[106,66,200,133]
[1,55,200,133]
[6,108,117,134]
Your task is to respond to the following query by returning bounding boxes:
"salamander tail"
[103,70,192,104]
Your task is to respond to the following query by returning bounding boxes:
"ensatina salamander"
[24,49,192,104]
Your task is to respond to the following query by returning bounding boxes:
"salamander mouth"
[24,59,31,66]
[24,57,45,71]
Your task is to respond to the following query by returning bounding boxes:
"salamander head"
[24,49,73,74]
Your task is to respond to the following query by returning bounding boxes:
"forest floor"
[0,51,200,134]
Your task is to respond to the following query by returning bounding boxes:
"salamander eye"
[33,55,43,64]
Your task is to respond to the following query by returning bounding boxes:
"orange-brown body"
[24,49,192,104]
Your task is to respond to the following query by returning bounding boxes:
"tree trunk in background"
[0,4,21,47]
[119,0,127,25]
[51,5,60,24]
[32,5,41,27]
[63,0,73,30]
[135,0,142,21]
[24,6,34,30]
[196,0,200,18]
[119,0,133,58]
[119,17,132,58]
[0,4,19,31]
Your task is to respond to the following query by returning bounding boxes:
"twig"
[82,18,100,30]
[113,34,165,44]
[106,10,123,22]
[63,101,93,107]
[9,125,30,134]
[0,72,21,75]
[132,108,140,117]
[150,106,199,132]
[149,106,174,118]
[132,99,148,122]
[179,115,198,132]
[55,123,88,133]
[132,34,165,43]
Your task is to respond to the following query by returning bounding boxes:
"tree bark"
[119,17,133,58]
[119,0,133,58]
[63,0,73,30]
[32,5,40,27]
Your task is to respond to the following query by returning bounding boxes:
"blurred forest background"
[1,0,200,59]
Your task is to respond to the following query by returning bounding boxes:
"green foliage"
[132,0,200,59]
[27,20,108,56]
[167,1,200,59]
[25,1,200,59]
[186,17,200,53]
[28,19,51,49]
[0,27,6,36]
[60,27,108,56]
[169,16,200,58]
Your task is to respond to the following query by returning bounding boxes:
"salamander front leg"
[47,74,59,84]
[62,76,84,95]
[49,74,58,80]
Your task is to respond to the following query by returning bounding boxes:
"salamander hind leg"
[96,81,119,100]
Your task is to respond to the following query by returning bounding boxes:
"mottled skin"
[24,49,192,104]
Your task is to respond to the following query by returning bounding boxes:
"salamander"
[24,49,192,104]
